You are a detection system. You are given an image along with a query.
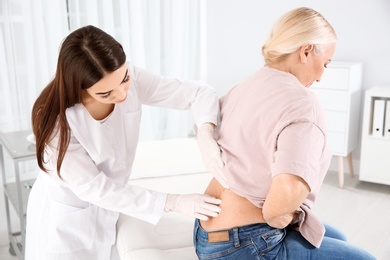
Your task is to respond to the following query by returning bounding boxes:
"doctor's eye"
[123,75,130,83]
[101,93,112,99]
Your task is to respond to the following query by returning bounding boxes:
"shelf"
[3,179,35,217]
[360,86,390,185]
[0,131,36,160]
[1,130,37,260]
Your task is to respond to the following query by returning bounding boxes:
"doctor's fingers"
[206,152,224,169]
[194,213,209,221]
[195,206,221,220]
[208,152,224,168]
[197,200,222,216]
[203,195,222,205]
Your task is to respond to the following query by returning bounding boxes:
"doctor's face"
[86,63,131,104]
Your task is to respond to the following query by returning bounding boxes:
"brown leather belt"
[208,230,230,243]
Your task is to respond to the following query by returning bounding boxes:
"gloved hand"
[197,123,229,188]
[164,193,222,221]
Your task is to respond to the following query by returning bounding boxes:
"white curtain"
[0,0,69,132]
[0,0,205,140]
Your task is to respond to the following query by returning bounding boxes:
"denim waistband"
[195,219,278,245]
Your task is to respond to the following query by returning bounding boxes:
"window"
[0,0,205,139]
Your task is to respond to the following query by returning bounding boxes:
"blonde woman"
[194,7,375,259]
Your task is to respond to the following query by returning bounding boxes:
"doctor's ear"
[299,44,314,63]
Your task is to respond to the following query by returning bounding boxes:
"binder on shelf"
[385,100,390,138]
[372,99,385,137]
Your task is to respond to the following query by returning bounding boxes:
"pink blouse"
[217,66,332,248]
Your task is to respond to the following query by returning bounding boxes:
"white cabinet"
[310,61,363,188]
[359,86,390,185]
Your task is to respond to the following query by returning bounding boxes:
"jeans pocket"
[260,228,286,254]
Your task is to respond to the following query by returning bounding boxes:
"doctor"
[25,25,222,260]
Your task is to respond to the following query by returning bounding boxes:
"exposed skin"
[201,43,336,231]
[81,63,131,120]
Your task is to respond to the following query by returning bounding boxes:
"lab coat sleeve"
[45,133,166,225]
[131,65,219,126]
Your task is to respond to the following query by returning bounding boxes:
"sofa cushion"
[116,212,198,259]
[130,138,206,180]
[120,247,197,260]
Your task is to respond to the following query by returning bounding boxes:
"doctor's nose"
[117,87,127,100]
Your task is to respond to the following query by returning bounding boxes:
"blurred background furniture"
[310,61,363,188]
[359,86,390,185]
[0,130,36,259]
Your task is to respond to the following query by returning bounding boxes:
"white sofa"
[116,138,212,260]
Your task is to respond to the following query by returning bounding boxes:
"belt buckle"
[208,230,230,243]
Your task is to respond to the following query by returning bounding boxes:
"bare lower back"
[200,178,266,231]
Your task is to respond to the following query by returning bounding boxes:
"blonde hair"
[262,7,337,66]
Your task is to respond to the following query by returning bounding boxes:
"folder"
[372,99,385,137]
[385,100,390,138]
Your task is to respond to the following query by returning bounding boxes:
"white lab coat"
[25,65,219,260]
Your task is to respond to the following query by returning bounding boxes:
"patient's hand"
[265,212,294,229]
[265,210,301,229]
[263,173,310,229]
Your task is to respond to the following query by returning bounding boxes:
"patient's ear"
[299,44,314,63]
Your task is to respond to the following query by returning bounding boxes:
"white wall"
[205,0,390,170]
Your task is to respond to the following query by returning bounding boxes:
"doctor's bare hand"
[164,193,222,220]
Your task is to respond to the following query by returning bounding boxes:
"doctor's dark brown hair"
[32,25,126,176]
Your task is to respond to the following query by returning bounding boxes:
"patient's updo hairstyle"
[262,7,337,66]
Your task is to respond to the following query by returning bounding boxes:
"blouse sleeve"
[271,121,326,190]
[45,132,166,225]
[130,65,219,127]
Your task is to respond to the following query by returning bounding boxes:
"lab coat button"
[112,145,118,150]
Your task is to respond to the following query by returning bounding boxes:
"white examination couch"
[116,138,212,260]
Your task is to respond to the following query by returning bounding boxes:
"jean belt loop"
[233,227,240,248]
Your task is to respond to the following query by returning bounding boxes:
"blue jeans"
[193,220,376,259]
